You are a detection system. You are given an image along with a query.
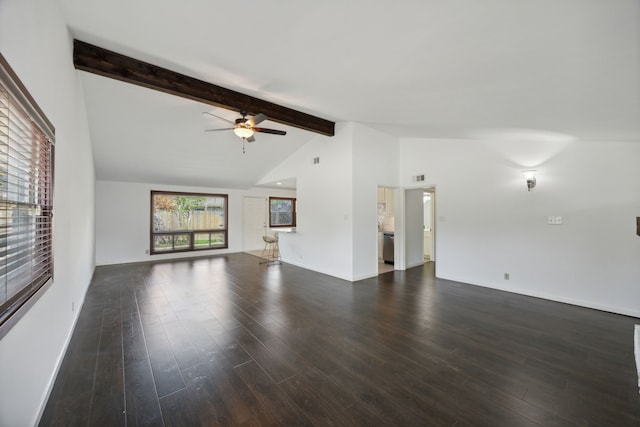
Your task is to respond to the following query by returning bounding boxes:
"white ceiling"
[58,0,640,189]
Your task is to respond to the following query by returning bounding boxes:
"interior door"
[243,197,267,251]
[423,189,435,262]
[405,188,425,268]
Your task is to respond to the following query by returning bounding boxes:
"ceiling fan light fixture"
[233,126,254,139]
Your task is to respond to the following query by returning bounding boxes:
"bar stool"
[260,232,280,265]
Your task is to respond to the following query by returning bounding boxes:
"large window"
[269,197,296,228]
[151,191,228,254]
[0,54,55,337]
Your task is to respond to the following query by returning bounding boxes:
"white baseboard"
[281,257,354,282]
[34,276,90,426]
[36,287,89,425]
[406,261,426,269]
[437,274,640,319]
[281,258,380,282]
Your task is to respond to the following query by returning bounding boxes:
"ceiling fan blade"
[253,127,287,136]
[246,135,256,143]
[204,128,234,132]
[203,111,235,124]
[248,113,267,127]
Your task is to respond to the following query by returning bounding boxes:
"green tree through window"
[151,191,227,254]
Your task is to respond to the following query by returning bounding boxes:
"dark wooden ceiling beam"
[73,39,335,137]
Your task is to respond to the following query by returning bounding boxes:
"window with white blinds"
[0,54,54,338]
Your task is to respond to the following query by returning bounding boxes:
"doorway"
[395,186,436,271]
[243,197,267,255]
[423,189,435,262]
[377,186,396,274]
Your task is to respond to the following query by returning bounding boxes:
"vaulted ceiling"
[58,0,640,189]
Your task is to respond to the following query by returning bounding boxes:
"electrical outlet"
[145,249,149,254]
[504,273,510,280]
[71,301,75,312]
[548,216,563,225]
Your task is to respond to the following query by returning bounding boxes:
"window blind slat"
[0,55,54,332]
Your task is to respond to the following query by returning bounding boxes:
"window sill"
[271,227,296,233]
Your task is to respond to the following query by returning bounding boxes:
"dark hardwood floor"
[40,253,640,426]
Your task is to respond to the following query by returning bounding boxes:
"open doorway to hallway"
[378,186,397,274]
[423,188,435,263]
[243,196,267,257]
[398,186,436,271]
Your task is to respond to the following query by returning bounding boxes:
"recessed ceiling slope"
[60,0,639,142]
[81,72,316,189]
[59,0,640,189]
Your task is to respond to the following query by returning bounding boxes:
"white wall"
[95,180,295,265]
[351,123,399,279]
[259,122,399,281]
[399,137,640,317]
[260,123,355,280]
[0,0,96,425]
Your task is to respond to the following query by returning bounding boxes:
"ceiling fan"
[204,110,286,147]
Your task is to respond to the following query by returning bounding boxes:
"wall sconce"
[523,170,537,191]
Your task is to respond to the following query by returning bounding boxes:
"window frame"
[269,197,296,228]
[150,190,228,255]
[0,53,55,339]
